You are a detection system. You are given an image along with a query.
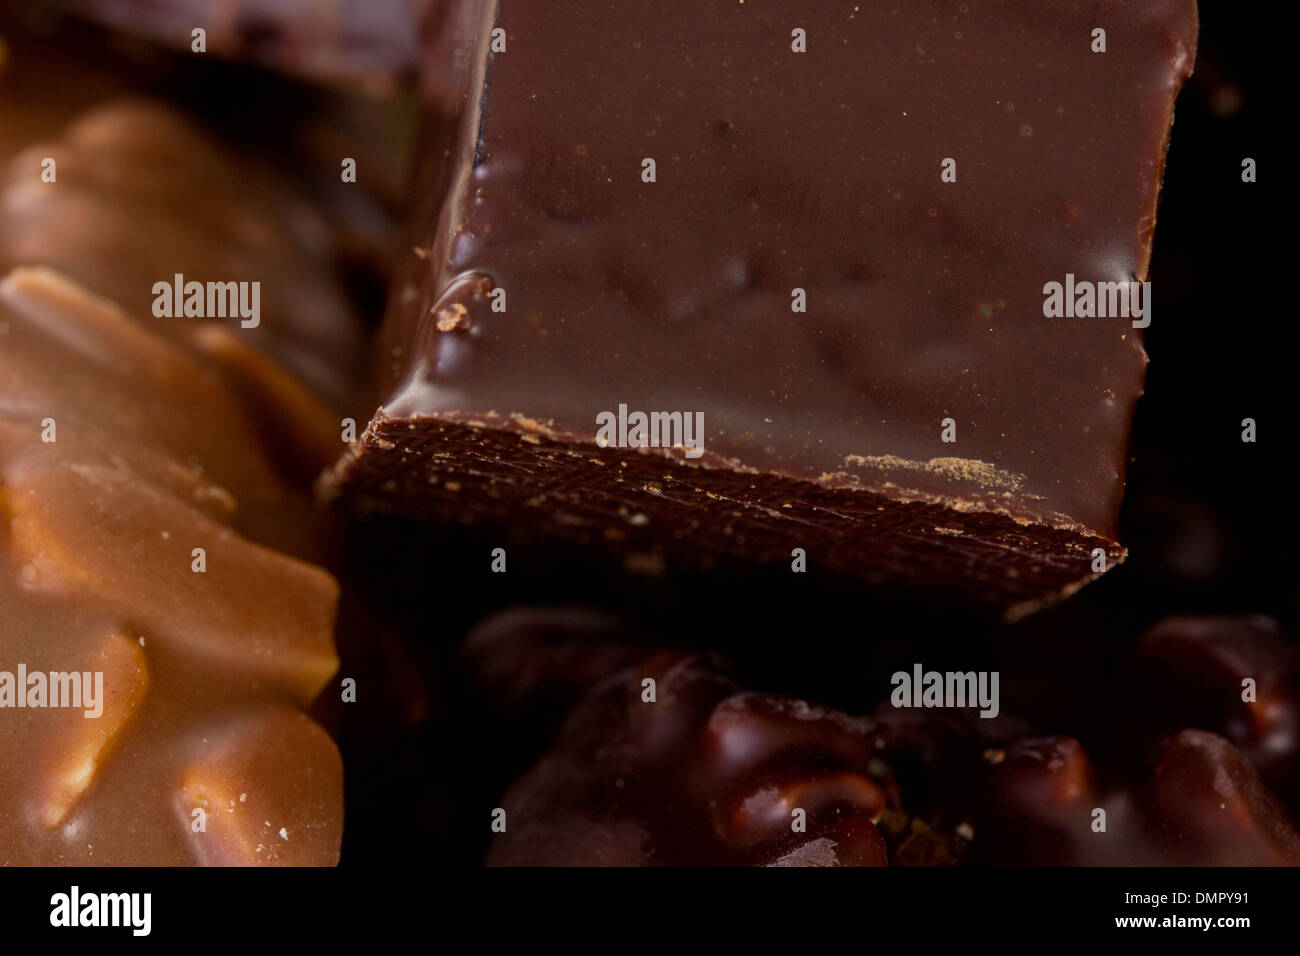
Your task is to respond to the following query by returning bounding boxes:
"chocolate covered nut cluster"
[474,613,1300,867]
[486,652,897,866]
[0,9,368,863]
[66,0,427,90]
[0,268,343,864]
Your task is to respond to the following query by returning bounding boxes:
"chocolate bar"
[0,268,342,864]
[326,0,1198,612]
[1124,614,1300,808]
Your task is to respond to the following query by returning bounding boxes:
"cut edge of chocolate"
[321,407,1124,617]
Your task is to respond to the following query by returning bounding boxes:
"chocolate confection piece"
[960,735,1108,865]
[459,607,668,811]
[462,606,650,723]
[1125,614,1299,809]
[326,0,1198,612]
[488,651,948,867]
[960,729,1300,866]
[63,0,426,91]
[2,8,411,382]
[1143,730,1300,866]
[480,612,1300,865]
[0,97,365,430]
[0,268,342,864]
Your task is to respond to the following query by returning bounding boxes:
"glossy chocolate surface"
[482,620,1300,866]
[0,29,356,860]
[0,98,365,419]
[331,0,1198,607]
[0,269,342,864]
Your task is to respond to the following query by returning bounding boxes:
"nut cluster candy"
[487,653,896,866]
[476,618,1300,867]
[0,9,363,864]
[0,268,343,864]
[0,99,365,415]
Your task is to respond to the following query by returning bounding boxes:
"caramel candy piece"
[328,0,1199,612]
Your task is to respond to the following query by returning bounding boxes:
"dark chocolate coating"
[1143,730,1300,866]
[328,0,1199,610]
[0,268,344,865]
[1126,614,1300,806]
[488,653,897,866]
[481,614,1300,866]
